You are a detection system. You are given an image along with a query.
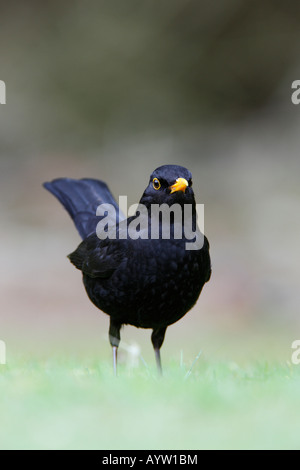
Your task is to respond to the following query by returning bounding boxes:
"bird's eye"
[152,178,161,190]
[189,180,193,187]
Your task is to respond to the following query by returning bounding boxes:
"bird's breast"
[83,238,206,329]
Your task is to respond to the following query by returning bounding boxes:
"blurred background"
[1,0,300,365]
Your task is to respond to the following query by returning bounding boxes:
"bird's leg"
[109,319,121,376]
[112,346,118,376]
[151,327,167,376]
[154,348,162,375]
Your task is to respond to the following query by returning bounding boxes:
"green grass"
[1,356,300,450]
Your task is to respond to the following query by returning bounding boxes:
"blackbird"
[44,165,211,374]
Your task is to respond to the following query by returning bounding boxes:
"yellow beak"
[170,177,189,194]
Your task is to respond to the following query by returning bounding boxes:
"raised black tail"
[43,178,124,239]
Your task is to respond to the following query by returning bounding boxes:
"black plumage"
[44,165,211,374]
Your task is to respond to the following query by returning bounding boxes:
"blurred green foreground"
[1,358,300,450]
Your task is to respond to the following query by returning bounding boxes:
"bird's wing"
[68,233,126,279]
[200,235,212,284]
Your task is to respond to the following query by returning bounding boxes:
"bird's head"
[140,165,195,208]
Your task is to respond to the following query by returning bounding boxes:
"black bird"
[44,165,211,374]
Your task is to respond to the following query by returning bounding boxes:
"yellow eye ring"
[152,178,161,190]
